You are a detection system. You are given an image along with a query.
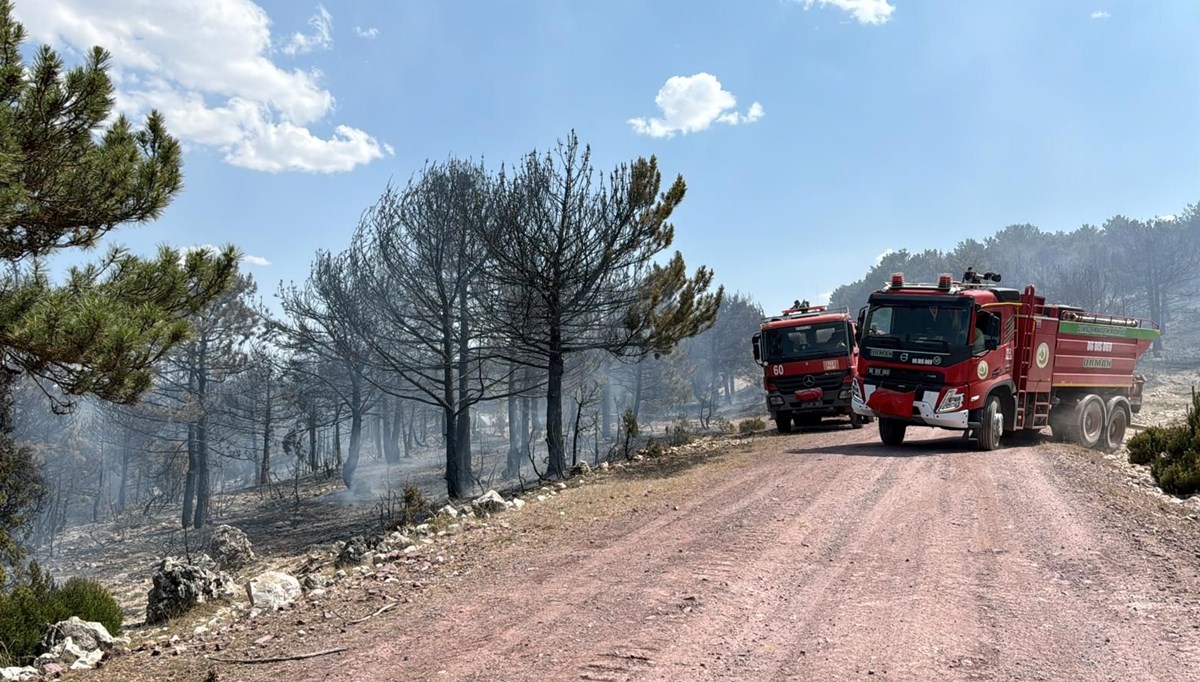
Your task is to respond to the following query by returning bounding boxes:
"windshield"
[762,322,849,363]
[864,303,971,352]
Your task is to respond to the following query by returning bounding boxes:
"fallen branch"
[208,647,347,665]
[348,602,396,625]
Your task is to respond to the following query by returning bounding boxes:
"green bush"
[1127,425,1182,465]
[1152,449,1200,496]
[53,577,123,635]
[0,564,122,666]
[1137,388,1200,496]
[738,417,767,434]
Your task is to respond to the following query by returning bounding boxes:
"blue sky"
[16,0,1200,316]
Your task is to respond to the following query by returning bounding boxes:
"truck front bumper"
[854,384,969,430]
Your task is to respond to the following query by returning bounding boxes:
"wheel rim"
[1107,411,1126,446]
[990,409,1003,448]
[1081,400,1104,443]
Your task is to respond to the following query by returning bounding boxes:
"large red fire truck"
[852,269,1160,451]
[752,301,868,433]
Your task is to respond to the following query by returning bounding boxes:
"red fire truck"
[852,269,1160,451]
[752,301,868,433]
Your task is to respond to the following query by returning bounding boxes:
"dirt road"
[98,426,1200,681]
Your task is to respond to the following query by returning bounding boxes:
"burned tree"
[344,161,513,499]
[487,132,722,478]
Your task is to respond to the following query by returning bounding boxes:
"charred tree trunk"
[259,381,272,485]
[181,371,197,529]
[454,290,473,492]
[505,364,522,477]
[545,319,566,478]
[344,373,363,489]
[601,380,613,440]
[117,426,132,513]
[398,398,412,458]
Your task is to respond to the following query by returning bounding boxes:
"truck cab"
[752,301,866,433]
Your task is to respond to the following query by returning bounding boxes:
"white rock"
[472,490,506,514]
[536,495,548,502]
[438,504,459,518]
[511,498,527,511]
[246,571,302,611]
[43,616,116,652]
[69,648,104,671]
[0,667,40,681]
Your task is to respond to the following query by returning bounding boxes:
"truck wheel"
[975,395,1003,451]
[879,418,906,446]
[1073,395,1105,449]
[849,411,864,429]
[1102,403,1128,453]
[775,415,793,433]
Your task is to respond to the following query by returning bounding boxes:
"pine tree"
[0,2,235,579]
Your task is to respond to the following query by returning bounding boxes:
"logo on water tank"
[1035,342,1050,369]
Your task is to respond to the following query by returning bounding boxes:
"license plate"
[800,401,821,408]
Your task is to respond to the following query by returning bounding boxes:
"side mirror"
[751,333,762,364]
[985,338,999,351]
[856,306,867,344]
[984,313,1001,338]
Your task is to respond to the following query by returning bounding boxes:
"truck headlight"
[769,395,785,406]
[838,388,852,400]
[937,388,964,413]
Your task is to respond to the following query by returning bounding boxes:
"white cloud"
[354,26,379,39]
[817,291,833,305]
[15,0,390,173]
[798,0,895,25]
[1091,10,1111,20]
[629,73,763,139]
[282,4,333,56]
[181,244,271,266]
[874,248,896,266]
[1154,214,1176,223]
[242,254,272,266]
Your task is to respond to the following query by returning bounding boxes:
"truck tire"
[975,395,1003,451]
[879,418,907,446]
[1102,401,1129,453]
[849,411,864,429]
[1073,395,1106,449]
[775,415,793,433]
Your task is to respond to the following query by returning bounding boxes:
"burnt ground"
[64,416,1200,682]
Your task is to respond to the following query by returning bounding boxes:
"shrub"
[666,418,693,447]
[640,439,666,459]
[1152,450,1200,496]
[0,564,120,666]
[1127,425,1182,466]
[399,484,430,527]
[710,417,735,434]
[1138,388,1200,496]
[738,417,767,434]
[53,577,123,636]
